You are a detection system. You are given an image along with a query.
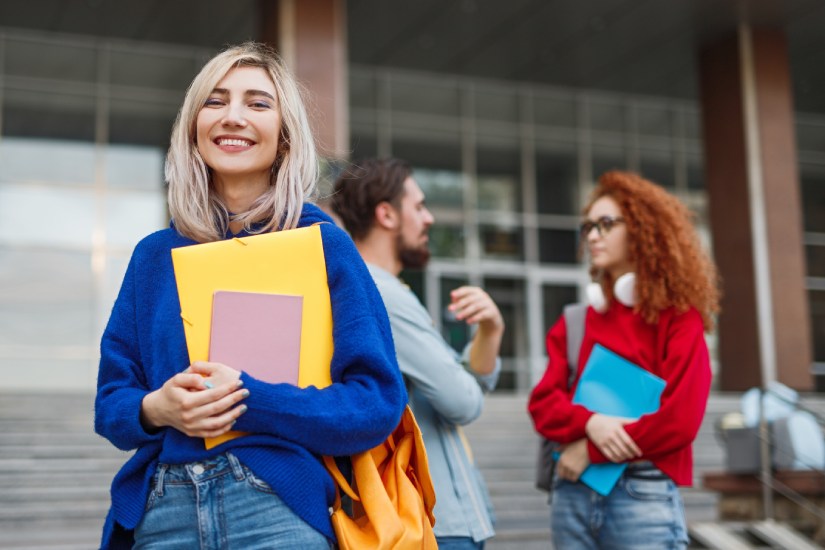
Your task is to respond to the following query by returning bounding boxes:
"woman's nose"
[222,103,247,127]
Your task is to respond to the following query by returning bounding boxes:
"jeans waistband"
[153,453,245,495]
[624,461,669,480]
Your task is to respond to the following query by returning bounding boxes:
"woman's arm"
[528,316,595,444]
[586,308,711,464]
[94,255,164,451]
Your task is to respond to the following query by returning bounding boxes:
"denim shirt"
[368,264,499,542]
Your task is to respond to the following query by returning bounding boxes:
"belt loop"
[155,463,168,497]
[226,452,244,481]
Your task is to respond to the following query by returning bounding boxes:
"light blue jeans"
[134,452,331,549]
[550,464,689,550]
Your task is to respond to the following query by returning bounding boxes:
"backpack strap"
[562,303,587,387]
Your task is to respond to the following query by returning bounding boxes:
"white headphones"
[586,272,637,313]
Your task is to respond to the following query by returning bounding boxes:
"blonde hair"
[166,42,318,242]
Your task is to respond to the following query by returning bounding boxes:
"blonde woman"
[95,43,405,549]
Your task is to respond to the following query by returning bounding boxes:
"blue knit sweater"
[94,203,406,549]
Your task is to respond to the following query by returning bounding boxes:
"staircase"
[463,393,825,550]
[0,391,822,549]
[0,393,128,550]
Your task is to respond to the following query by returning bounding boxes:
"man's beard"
[397,233,431,270]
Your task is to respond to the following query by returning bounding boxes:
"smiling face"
[584,195,634,278]
[195,66,282,193]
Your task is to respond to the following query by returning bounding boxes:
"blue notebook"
[572,344,666,495]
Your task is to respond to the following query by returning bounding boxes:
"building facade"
[0,0,822,392]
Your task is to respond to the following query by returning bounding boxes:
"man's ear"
[374,201,399,230]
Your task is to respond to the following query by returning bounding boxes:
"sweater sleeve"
[587,309,711,464]
[231,224,407,456]
[528,316,595,444]
[94,251,164,451]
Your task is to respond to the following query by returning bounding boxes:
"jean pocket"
[243,466,276,495]
[624,477,674,502]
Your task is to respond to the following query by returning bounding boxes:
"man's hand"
[449,286,504,333]
[450,286,504,376]
[585,413,642,462]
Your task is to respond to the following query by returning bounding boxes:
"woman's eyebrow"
[209,87,275,101]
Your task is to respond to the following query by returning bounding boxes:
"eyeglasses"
[579,216,625,237]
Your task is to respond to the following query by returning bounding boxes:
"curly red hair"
[584,171,721,332]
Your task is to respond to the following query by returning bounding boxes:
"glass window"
[440,275,471,352]
[687,155,705,191]
[536,142,578,215]
[589,100,625,133]
[636,105,672,137]
[810,290,825,363]
[109,49,197,91]
[390,77,459,117]
[539,228,579,265]
[684,109,702,141]
[5,37,97,82]
[0,247,93,348]
[484,277,527,392]
[349,133,378,159]
[807,245,825,278]
[350,71,377,110]
[106,191,166,248]
[429,224,465,259]
[475,88,519,122]
[395,138,463,209]
[109,98,178,147]
[481,223,523,261]
[801,172,825,233]
[639,149,675,189]
[105,144,164,189]
[0,184,95,248]
[542,284,580,332]
[534,94,577,128]
[477,137,521,213]
[796,121,825,153]
[3,89,96,141]
[399,269,425,303]
[592,145,627,184]
[0,138,96,186]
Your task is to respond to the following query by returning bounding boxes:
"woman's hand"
[556,438,590,482]
[140,362,247,438]
[585,413,642,462]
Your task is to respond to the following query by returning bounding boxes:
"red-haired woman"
[528,170,720,550]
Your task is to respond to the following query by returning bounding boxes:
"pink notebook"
[209,290,303,384]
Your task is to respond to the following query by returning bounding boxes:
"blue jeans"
[436,536,485,550]
[134,453,331,549]
[550,464,689,550]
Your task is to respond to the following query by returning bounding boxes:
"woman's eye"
[204,98,224,107]
[251,101,272,109]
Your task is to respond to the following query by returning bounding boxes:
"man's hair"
[331,158,412,240]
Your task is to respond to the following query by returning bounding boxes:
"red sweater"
[528,302,711,486]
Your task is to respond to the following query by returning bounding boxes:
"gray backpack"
[534,303,587,492]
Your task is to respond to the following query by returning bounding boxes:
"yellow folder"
[171,224,334,448]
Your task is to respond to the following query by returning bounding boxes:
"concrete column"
[260,0,349,159]
[699,27,812,391]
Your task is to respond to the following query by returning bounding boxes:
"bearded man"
[332,158,504,550]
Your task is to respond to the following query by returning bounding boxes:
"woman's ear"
[374,201,399,230]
